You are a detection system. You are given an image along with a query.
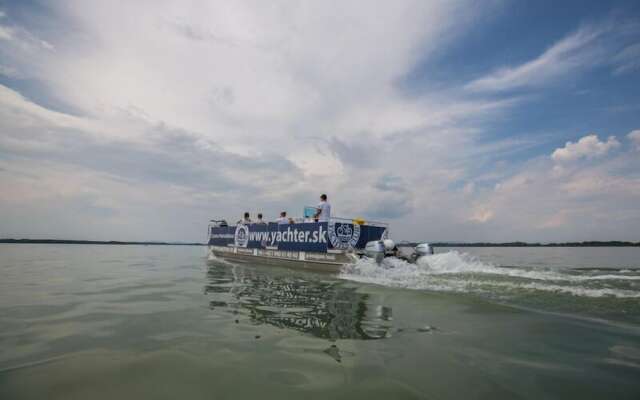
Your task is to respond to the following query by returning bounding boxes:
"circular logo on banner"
[328,221,360,249]
[234,224,249,248]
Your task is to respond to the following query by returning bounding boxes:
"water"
[1,244,639,399]
[341,247,640,325]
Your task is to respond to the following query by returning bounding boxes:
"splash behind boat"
[207,216,433,271]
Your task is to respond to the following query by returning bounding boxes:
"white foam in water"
[416,251,640,282]
[339,251,640,298]
[479,280,640,298]
[207,250,237,267]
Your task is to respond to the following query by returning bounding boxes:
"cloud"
[628,129,640,150]
[0,64,21,78]
[0,84,303,192]
[466,24,607,92]
[362,193,413,220]
[469,208,494,223]
[374,175,407,192]
[551,134,620,162]
[465,148,640,241]
[612,43,640,75]
[0,2,638,242]
[327,136,377,168]
[465,17,640,93]
[0,24,13,40]
[1,1,495,241]
[0,18,54,53]
[0,84,314,241]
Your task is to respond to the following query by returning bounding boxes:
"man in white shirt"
[276,211,288,224]
[314,194,331,222]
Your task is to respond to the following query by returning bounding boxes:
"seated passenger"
[255,213,267,225]
[276,211,288,225]
[237,212,251,225]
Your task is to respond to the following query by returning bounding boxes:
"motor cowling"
[364,240,386,264]
[383,239,395,251]
[414,243,434,256]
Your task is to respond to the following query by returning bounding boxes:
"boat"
[207,211,434,271]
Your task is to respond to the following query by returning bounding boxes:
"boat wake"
[340,251,640,299]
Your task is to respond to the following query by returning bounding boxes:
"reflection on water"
[204,262,392,340]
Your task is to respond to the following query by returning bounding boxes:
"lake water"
[1,244,639,399]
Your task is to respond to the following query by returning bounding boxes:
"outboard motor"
[414,243,434,257]
[364,240,386,264]
[364,239,397,264]
[383,239,395,252]
[394,242,434,263]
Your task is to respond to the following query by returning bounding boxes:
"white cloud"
[0,2,638,242]
[628,129,640,150]
[0,21,54,53]
[466,24,606,92]
[537,210,569,229]
[551,134,620,162]
[467,150,640,241]
[0,24,13,40]
[612,43,640,75]
[0,64,20,78]
[33,1,462,134]
[0,1,518,240]
[469,208,494,223]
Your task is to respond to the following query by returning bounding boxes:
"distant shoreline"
[0,239,204,246]
[430,241,640,247]
[1,238,638,247]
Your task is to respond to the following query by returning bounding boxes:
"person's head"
[257,213,263,220]
[320,194,327,201]
[288,217,295,224]
[243,212,250,219]
[280,211,286,217]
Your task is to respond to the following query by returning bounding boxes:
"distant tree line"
[428,241,640,247]
[0,239,204,246]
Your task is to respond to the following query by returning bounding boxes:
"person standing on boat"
[314,194,331,222]
[276,211,288,224]
[256,213,267,225]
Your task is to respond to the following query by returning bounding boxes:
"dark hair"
[320,194,327,200]
[258,213,263,219]
[280,211,286,217]
[244,212,250,218]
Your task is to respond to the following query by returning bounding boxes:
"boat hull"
[208,245,357,272]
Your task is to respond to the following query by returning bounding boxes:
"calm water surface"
[1,244,639,399]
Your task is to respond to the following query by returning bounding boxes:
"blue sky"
[0,1,639,242]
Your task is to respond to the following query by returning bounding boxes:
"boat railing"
[209,215,388,229]
[302,205,388,228]
[210,218,388,229]
[329,216,388,228]
[278,216,387,227]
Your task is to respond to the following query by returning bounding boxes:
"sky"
[0,0,639,243]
